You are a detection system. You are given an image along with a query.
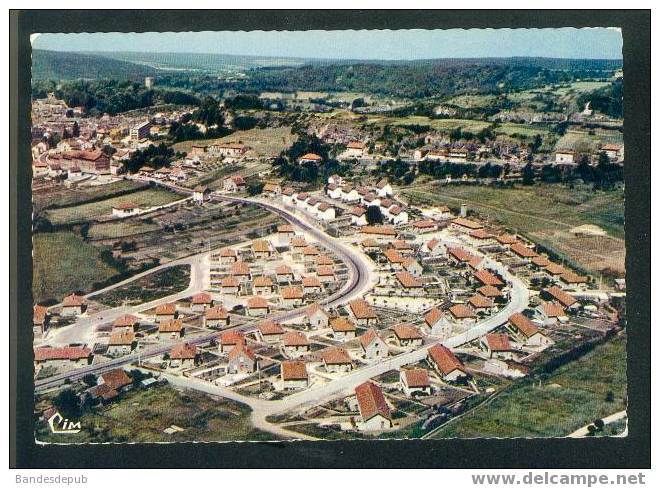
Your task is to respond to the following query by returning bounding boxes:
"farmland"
[173,126,297,158]
[44,188,184,226]
[33,179,148,213]
[431,333,627,438]
[403,182,625,275]
[32,231,119,303]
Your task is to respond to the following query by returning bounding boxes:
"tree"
[82,373,97,387]
[53,389,82,420]
[522,163,535,185]
[246,181,264,196]
[366,205,384,225]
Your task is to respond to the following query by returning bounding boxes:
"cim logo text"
[48,411,82,434]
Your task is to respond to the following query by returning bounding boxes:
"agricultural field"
[556,128,624,153]
[431,333,627,438]
[43,188,184,226]
[35,385,277,443]
[86,219,161,240]
[32,231,119,304]
[92,265,191,307]
[32,179,148,213]
[173,126,297,158]
[403,182,625,275]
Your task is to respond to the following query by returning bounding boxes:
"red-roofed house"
[220,330,245,353]
[257,320,285,344]
[112,314,140,333]
[427,344,468,382]
[283,331,310,357]
[480,333,516,360]
[355,382,392,431]
[253,276,274,295]
[507,313,553,347]
[227,344,257,374]
[34,345,93,367]
[204,306,230,329]
[154,303,177,323]
[33,305,51,337]
[322,348,353,373]
[423,307,452,337]
[400,369,431,397]
[348,299,377,326]
[330,317,357,341]
[190,292,214,312]
[391,323,423,348]
[536,301,569,325]
[107,331,136,356]
[281,361,309,390]
[359,328,388,361]
[247,296,270,317]
[304,303,330,329]
[61,293,86,316]
[169,343,198,368]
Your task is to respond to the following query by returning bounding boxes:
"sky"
[32,28,623,60]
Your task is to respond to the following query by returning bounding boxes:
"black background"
[10,9,651,469]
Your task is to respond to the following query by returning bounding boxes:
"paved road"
[43,253,207,346]
[35,184,531,440]
[567,410,627,438]
[35,192,375,391]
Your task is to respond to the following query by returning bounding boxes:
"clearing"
[32,231,119,304]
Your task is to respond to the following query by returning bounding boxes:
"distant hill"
[88,51,624,73]
[32,50,156,81]
[97,51,307,73]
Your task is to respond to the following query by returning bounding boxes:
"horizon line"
[32,48,624,62]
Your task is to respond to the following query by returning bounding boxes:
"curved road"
[35,192,374,391]
[35,184,530,440]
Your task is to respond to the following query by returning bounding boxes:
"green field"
[33,180,148,213]
[403,182,625,274]
[432,334,627,438]
[405,183,624,238]
[33,231,119,303]
[87,220,161,240]
[93,265,191,307]
[44,188,183,225]
[35,385,277,443]
[173,126,297,158]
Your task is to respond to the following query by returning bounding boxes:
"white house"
[427,344,469,382]
[555,150,576,164]
[193,185,211,204]
[400,369,431,397]
[375,179,393,197]
[359,328,388,361]
[355,382,392,431]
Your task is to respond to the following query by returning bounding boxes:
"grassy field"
[33,231,119,303]
[44,188,183,226]
[87,220,161,240]
[173,126,297,158]
[431,333,627,438]
[93,265,191,307]
[35,385,277,443]
[403,182,625,274]
[33,180,147,213]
